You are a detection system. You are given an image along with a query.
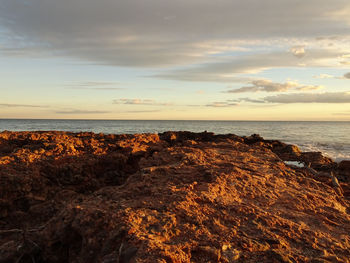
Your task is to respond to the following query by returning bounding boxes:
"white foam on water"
[284,161,305,168]
[294,142,350,162]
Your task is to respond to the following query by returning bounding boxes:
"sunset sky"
[1,0,350,120]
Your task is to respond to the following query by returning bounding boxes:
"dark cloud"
[0,0,349,67]
[344,72,350,79]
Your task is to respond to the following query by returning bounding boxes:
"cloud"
[296,85,324,91]
[55,110,111,114]
[329,6,350,25]
[0,103,48,108]
[154,49,345,82]
[313,74,335,79]
[67,81,123,90]
[0,0,350,67]
[290,46,306,58]
[234,98,266,104]
[123,110,161,113]
[226,79,323,93]
[344,72,350,79]
[226,91,350,104]
[113,98,238,108]
[205,101,238,107]
[262,92,350,103]
[113,99,172,106]
[70,81,120,86]
[332,111,350,116]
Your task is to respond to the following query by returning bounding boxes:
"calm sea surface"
[0,119,349,162]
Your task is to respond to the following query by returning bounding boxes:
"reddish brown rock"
[272,143,302,161]
[338,160,350,181]
[339,160,350,171]
[0,131,349,262]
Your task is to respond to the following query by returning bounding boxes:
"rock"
[264,249,294,263]
[191,246,220,261]
[244,133,264,144]
[0,131,349,262]
[338,160,350,182]
[300,152,335,171]
[0,241,18,263]
[339,160,350,172]
[221,244,241,261]
[270,142,302,161]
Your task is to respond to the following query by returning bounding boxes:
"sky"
[0,0,350,120]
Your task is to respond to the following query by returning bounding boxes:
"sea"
[0,119,349,162]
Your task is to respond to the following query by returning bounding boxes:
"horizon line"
[0,118,349,122]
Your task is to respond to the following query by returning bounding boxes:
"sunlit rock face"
[0,131,350,262]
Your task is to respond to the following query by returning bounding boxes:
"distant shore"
[1,131,349,262]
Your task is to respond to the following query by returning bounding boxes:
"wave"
[292,141,350,162]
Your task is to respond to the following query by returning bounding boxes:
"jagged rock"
[339,160,350,172]
[272,143,302,161]
[300,152,335,171]
[338,160,350,182]
[0,131,349,262]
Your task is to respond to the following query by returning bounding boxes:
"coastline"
[1,131,350,262]
[1,119,350,162]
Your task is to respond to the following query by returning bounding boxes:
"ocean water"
[0,119,349,162]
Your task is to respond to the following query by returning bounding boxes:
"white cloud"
[313,74,335,79]
[290,46,306,58]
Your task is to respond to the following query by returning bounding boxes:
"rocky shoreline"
[0,131,349,262]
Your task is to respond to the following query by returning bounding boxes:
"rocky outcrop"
[0,131,349,262]
[338,160,350,183]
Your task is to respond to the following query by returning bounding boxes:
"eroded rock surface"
[0,131,349,262]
